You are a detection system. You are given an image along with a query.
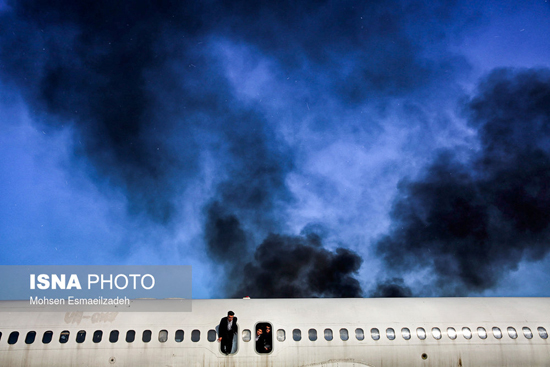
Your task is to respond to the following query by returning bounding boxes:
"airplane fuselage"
[0,297,548,366]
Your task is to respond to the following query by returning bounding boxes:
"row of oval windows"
[2,326,548,346]
[363,326,548,341]
[1,330,200,345]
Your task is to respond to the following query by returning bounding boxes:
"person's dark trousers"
[221,334,233,354]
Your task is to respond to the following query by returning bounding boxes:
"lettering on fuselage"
[64,311,118,325]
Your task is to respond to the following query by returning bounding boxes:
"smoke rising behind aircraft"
[1,0,550,297]
[375,69,550,296]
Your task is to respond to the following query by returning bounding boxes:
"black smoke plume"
[233,231,363,298]
[199,0,476,298]
[0,0,482,297]
[0,0,478,224]
[370,277,413,297]
[0,0,211,222]
[205,203,249,265]
[205,208,364,298]
[375,68,550,296]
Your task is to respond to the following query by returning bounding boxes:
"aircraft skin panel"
[0,344,548,366]
[0,298,549,366]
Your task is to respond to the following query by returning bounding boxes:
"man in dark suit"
[218,311,238,355]
[255,327,266,352]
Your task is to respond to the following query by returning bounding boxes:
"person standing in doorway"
[218,311,238,355]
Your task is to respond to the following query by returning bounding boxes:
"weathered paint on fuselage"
[0,298,549,366]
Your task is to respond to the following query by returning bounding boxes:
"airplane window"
[477,327,486,339]
[126,330,135,343]
[492,327,502,339]
[447,327,457,340]
[432,328,441,340]
[191,329,200,342]
[42,331,53,344]
[355,328,364,341]
[110,330,119,343]
[340,328,349,341]
[277,329,286,342]
[60,330,70,344]
[25,331,36,344]
[208,330,217,342]
[522,327,533,339]
[308,329,317,341]
[401,328,411,340]
[8,331,19,345]
[159,330,168,343]
[76,330,86,343]
[386,328,395,340]
[242,329,251,342]
[93,330,103,343]
[293,329,301,341]
[175,330,184,342]
[462,327,472,339]
[324,329,333,341]
[254,323,273,353]
[416,328,426,340]
[142,330,151,343]
[371,328,380,341]
[537,327,548,339]
[0,331,2,341]
[507,327,517,339]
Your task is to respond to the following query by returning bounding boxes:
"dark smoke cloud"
[0,0,207,222]
[0,0,485,297]
[0,0,478,222]
[233,231,363,298]
[212,120,295,235]
[370,277,413,297]
[375,68,550,296]
[198,0,479,297]
[0,0,300,225]
[470,68,550,159]
[205,202,249,265]
[203,203,251,296]
[202,111,295,295]
[205,210,364,298]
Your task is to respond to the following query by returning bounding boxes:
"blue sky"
[1,0,550,298]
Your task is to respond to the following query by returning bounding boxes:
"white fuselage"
[0,297,549,366]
